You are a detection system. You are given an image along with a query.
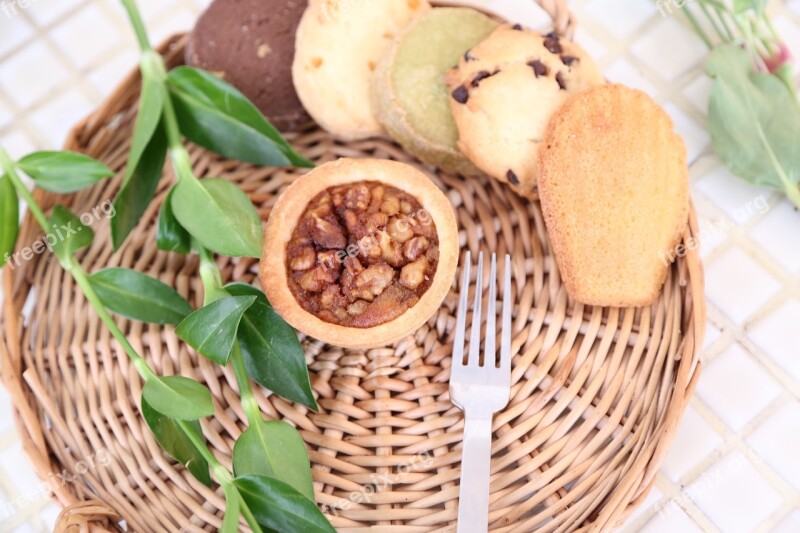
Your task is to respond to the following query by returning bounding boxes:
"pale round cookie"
[445,25,604,196]
[293,0,430,140]
[371,7,498,175]
[537,84,690,307]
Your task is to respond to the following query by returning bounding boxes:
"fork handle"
[457,411,494,533]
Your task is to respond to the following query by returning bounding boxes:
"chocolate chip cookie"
[445,25,604,196]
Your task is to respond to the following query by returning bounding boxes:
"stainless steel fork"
[450,252,512,533]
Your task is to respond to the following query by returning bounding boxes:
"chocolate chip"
[512,23,523,30]
[506,169,520,185]
[471,69,498,87]
[561,55,578,67]
[528,59,548,78]
[464,49,476,62]
[556,72,567,90]
[544,36,562,54]
[545,31,559,39]
[451,85,469,104]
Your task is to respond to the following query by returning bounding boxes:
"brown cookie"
[446,25,604,196]
[537,84,690,307]
[186,0,310,132]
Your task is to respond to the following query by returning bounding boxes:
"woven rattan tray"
[1,1,705,531]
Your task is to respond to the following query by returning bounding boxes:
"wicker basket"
[0,1,705,531]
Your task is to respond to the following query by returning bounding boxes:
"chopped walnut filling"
[286,181,439,328]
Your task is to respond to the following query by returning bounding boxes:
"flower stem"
[707,0,735,41]
[683,6,713,49]
[698,1,728,43]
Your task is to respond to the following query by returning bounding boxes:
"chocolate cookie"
[445,25,604,196]
[186,0,310,132]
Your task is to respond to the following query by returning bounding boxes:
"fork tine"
[453,252,471,368]
[468,252,484,366]
[484,254,497,368]
[500,254,512,372]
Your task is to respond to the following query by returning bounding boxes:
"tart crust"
[261,158,459,349]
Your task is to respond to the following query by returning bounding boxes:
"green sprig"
[1,0,331,528]
[684,0,800,207]
[0,145,269,533]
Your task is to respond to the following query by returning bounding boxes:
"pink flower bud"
[764,43,792,73]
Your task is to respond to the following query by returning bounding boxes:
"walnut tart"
[261,158,459,349]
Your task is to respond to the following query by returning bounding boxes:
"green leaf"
[233,420,315,501]
[171,178,262,258]
[221,484,242,533]
[0,175,19,267]
[706,45,800,200]
[226,283,317,410]
[111,76,168,249]
[141,395,212,486]
[166,66,312,168]
[89,267,192,325]
[733,0,767,14]
[142,375,215,420]
[129,75,166,175]
[17,151,113,193]
[157,186,191,254]
[176,295,257,365]
[234,475,334,533]
[48,205,94,261]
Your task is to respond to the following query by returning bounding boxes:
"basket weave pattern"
[0,2,705,531]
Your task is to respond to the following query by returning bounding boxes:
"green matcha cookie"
[372,8,498,175]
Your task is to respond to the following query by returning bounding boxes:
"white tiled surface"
[0,0,799,531]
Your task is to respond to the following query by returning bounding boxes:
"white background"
[0,0,799,531]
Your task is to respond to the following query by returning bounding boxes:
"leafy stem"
[0,149,156,379]
[119,0,152,52]
[0,148,48,231]
[69,264,157,380]
[176,419,264,533]
[237,492,264,533]
[196,242,228,304]
[196,243,262,425]
[0,143,269,532]
[232,342,263,425]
